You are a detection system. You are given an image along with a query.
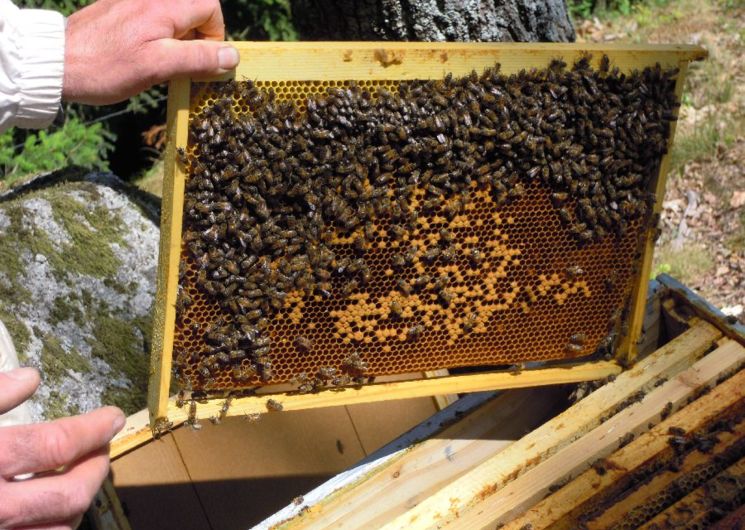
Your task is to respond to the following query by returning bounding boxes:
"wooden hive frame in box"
[148,42,706,431]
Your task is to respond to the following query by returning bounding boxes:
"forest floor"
[576,0,744,315]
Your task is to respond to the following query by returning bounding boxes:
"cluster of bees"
[175,55,678,390]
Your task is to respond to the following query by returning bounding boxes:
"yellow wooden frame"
[148,42,706,428]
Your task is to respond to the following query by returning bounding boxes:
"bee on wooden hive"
[266,399,283,411]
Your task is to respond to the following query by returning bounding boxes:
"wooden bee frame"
[148,42,706,429]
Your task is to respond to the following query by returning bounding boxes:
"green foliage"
[224,0,298,41]
[3,0,298,184]
[568,0,670,19]
[126,86,167,114]
[14,0,92,16]
[0,117,114,185]
[569,0,595,18]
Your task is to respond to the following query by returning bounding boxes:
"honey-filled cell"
[174,57,678,394]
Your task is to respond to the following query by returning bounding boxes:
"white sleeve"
[0,0,64,133]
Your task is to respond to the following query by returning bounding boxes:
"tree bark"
[290,0,576,42]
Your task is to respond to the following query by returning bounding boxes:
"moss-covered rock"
[0,172,159,420]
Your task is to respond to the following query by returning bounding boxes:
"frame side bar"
[147,79,190,425]
[621,61,690,365]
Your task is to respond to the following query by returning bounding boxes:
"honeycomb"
[171,59,676,392]
[587,426,745,529]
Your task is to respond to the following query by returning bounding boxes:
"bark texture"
[290,0,576,42]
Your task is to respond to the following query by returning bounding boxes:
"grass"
[628,0,682,30]
[670,113,737,174]
[652,244,715,280]
[134,159,164,198]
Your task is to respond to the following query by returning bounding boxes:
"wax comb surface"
[168,55,678,392]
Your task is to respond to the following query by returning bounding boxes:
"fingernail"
[112,414,126,437]
[218,46,240,70]
[5,367,37,381]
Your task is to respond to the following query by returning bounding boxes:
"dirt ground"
[577,0,744,317]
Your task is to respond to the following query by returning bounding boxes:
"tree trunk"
[290,0,576,42]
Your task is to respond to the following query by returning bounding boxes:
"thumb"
[0,368,40,414]
[150,39,240,82]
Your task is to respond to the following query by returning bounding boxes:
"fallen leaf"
[730,191,745,209]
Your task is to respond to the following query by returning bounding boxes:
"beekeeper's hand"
[63,0,239,105]
[0,368,125,530]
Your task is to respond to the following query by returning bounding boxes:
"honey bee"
[423,247,441,262]
[317,366,337,380]
[232,364,256,381]
[294,335,312,352]
[440,246,456,263]
[407,325,424,341]
[438,289,453,306]
[397,279,412,296]
[570,333,587,346]
[463,312,478,332]
[565,265,584,280]
[342,352,368,374]
[218,397,233,422]
[175,288,193,318]
[266,399,284,411]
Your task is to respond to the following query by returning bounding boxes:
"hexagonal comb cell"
[172,58,678,393]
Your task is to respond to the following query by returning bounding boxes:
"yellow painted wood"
[118,361,618,459]
[424,369,459,410]
[217,42,706,82]
[453,339,745,529]
[169,361,621,423]
[622,62,691,365]
[150,42,706,424]
[147,78,190,424]
[504,368,745,530]
[110,407,154,460]
[382,319,721,530]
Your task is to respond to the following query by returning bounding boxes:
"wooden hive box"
[147,42,707,430]
[102,276,744,529]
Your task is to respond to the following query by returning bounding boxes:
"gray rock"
[0,171,160,420]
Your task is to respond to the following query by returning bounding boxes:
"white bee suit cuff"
[0,1,65,133]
